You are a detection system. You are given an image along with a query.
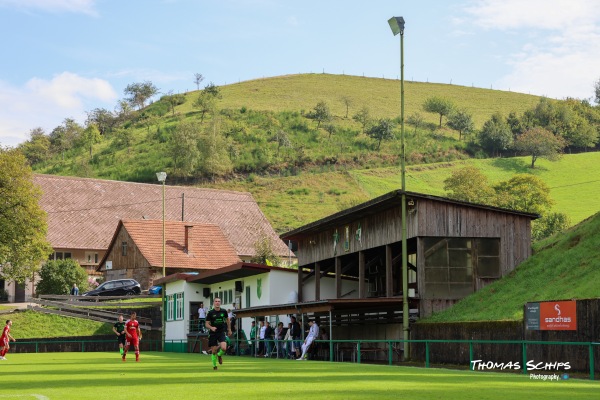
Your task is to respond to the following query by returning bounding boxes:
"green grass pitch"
[0,352,599,399]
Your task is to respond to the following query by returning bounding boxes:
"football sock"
[119,348,123,355]
[217,349,224,357]
[211,354,217,367]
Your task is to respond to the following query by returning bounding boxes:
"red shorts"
[0,336,8,347]
[126,337,139,347]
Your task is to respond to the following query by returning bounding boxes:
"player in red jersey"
[122,312,142,362]
[0,320,16,360]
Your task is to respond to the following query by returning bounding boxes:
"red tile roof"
[118,220,240,270]
[33,174,289,257]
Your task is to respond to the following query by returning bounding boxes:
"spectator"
[249,321,257,356]
[198,303,207,333]
[283,323,293,359]
[70,283,79,296]
[274,322,285,358]
[264,321,274,357]
[297,319,319,361]
[290,315,302,358]
[257,320,266,356]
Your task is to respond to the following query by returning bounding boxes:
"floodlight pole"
[388,16,410,360]
[157,171,167,352]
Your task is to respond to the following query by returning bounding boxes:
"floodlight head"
[156,171,167,182]
[388,16,405,36]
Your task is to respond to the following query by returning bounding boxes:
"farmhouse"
[1,174,291,302]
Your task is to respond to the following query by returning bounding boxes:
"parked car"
[82,279,141,296]
[148,285,162,295]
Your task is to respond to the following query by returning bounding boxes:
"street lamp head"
[156,171,167,182]
[388,16,405,36]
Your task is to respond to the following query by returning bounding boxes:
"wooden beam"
[358,251,365,299]
[315,262,321,301]
[386,245,393,297]
[335,257,342,298]
[297,265,303,302]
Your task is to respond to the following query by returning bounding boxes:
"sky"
[1,0,600,147]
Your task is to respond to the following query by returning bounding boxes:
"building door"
[15,282,26,302]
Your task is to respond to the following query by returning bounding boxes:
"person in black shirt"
[205,297,231,370]
[290,316,302,358]
[112,314,126,356]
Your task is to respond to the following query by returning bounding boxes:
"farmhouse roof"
[281,189,540,239]
[153,262,293,285]
[100,220,241,271]
[33,174,289,257]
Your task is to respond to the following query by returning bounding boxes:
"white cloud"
[0,73,117,147]
[0,0,98,16]
[464,0,600,99]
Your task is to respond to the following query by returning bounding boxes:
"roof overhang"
[233,297,418,319]
[281,189,540,240]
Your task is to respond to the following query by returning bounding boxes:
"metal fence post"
[357,341,361,364]
[388,341,392,365]
[522,342,527,375]
[425,341,430,368]
[590,343,595,381]
[469,341,473,370]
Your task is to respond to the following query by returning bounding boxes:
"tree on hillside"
[199,118,233,179]
[407,112,424,134]
[513,127,565,168]
[86,108,116,136]
[124,81,159,110]
[532,212,570,241]
[594,77,600,105]
[446,109,474,141]
[478,112,513,156]
[80,124,102,158]
[307,101,331,129]
[423,97,454,127]
[324,123,337,140]
[48,118,84,157]
[506,112,524,137]
[366,118,395,150]
[493,174,552,215]
[193,83,221,122]
[341,96,353,118]
[443,166,494,204]
[36,259,89,295]
[0,148,52,284]
[352,106,371,134]
[270,129,292,159]
[193,73,204,91]
[163,91,187,117]
[18,127,50,165]
[114,100,134,124]
[168,120,202,178]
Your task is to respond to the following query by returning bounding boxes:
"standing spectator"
[264,321,274,357]
[283,323,293,358]
[290,315,302,358]
[257,320,266,356]
[249,321,257,356]
[297,319,319,361]
[198,303,207,333]
[205,297,231,370]
[112,314,126,356]
[122,312,142,362]
[275,322,285,358]
[70,283,79,296]
[0,320,16,360]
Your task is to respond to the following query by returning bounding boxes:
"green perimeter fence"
[10,338,600,380]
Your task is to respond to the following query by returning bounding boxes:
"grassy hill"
[421,211,600,322]
[33,74,543,182]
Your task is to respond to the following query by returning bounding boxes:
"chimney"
[184,225,193,254]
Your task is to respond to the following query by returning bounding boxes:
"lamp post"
[388,16,409,360]
[156,171,167,351]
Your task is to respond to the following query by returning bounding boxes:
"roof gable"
[115,220,240,270]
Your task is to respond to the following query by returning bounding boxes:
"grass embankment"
[422,211,600,323]
[209,152,600,232]
[1,353,598,399]
[4,310,113,339]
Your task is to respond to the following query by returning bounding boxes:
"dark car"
[82,279,141,296]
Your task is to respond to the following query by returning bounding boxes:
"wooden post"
[335,257,342,298]
[297,264,303,302]
[386,245,393,297]
[358,251,365,298]
[315,262,321,301]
